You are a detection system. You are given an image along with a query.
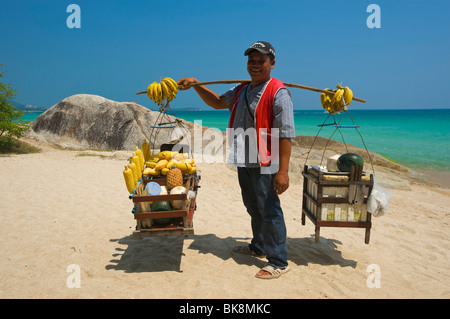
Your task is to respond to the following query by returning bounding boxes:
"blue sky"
[1,0,449,110]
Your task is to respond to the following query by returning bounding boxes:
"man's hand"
[177,77,199,90]
[274,138,292,195]
[274,170,289,195]
[177,77,228,109]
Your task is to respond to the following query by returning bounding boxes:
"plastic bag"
[367,176,393,217]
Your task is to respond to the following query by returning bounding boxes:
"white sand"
[0,139,449,299]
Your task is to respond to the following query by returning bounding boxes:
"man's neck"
[251,76,271,88]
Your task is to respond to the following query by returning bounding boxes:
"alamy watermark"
[366,264,381,288]
[366,4,381,29]
[66,264,81,288]
[66,4,380,30]
[169,120,280,174]
[66,4,81,29]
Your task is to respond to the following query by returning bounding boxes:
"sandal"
[255,264,290,279]
[232,245,266,258]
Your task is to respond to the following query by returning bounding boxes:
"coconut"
[169,186,186,209]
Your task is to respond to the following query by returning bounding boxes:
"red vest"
[228,77,287,166]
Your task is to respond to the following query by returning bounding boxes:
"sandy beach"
[0,137,449,299]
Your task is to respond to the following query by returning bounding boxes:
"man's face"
[247,50,275,84]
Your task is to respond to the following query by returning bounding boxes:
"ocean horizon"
[22,108,450,172]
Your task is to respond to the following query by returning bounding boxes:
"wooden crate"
[131,171,200,238]
[301,165,374,244]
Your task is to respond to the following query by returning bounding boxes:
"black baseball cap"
[244,41,276,59]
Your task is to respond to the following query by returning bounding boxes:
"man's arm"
[273,137,291,195]
[271,87,295,195]
[177,77,228,110]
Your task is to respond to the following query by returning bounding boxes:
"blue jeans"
[237,167,288,268]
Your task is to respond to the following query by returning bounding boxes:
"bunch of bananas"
[146,77,179,105]
[320,84,353,114]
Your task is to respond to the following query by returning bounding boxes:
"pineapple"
[166,165,183,190]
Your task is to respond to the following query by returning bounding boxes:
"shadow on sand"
[105,232,356,273]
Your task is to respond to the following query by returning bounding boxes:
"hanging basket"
[301,107,375,244]
[147,102,192,155]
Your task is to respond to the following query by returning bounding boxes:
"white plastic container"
[327,154,341,172]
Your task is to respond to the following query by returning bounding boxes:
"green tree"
[0,64,30,148]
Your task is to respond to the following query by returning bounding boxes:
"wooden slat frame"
[131,172,200,238]
[301,165,373,244]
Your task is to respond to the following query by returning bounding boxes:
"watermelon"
[151,201,174,226]
[151,200,172,211]
[337,153,364,172]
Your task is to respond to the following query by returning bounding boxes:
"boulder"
[30,94,191,151]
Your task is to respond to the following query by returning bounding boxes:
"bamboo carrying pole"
[136,80,366,103]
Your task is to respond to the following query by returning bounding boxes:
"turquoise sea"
[22,109,450,172]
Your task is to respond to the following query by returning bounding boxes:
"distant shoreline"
[21,111,46,113]
[21,109,450,176]
[15,107,450,112]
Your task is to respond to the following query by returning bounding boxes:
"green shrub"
[0,64,31,153]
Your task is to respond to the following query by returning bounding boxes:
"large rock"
[30,94,192,151]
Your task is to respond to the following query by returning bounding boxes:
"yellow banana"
[167,90,175,102]
[147,82,157,102]
[146,83,152,100]
[320,88,332,109]
[320,93,327,107]
[153,82,162,104]
[163,77,178,94]
[320,89,331,107]
[331,88,344,105]
[146,77,179,105]
[327,104,335,114]
[343,86,353,106]
[151,82,159,102]
[335,83,353,106]
[166,82,177,97]
[166,81,176,101]
[162,77,178,101]
[160,80,171,102]
[334,98,344,112]
[159,83,165,104]
[161,78,171,89]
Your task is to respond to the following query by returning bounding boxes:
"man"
[177,41,295,279]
